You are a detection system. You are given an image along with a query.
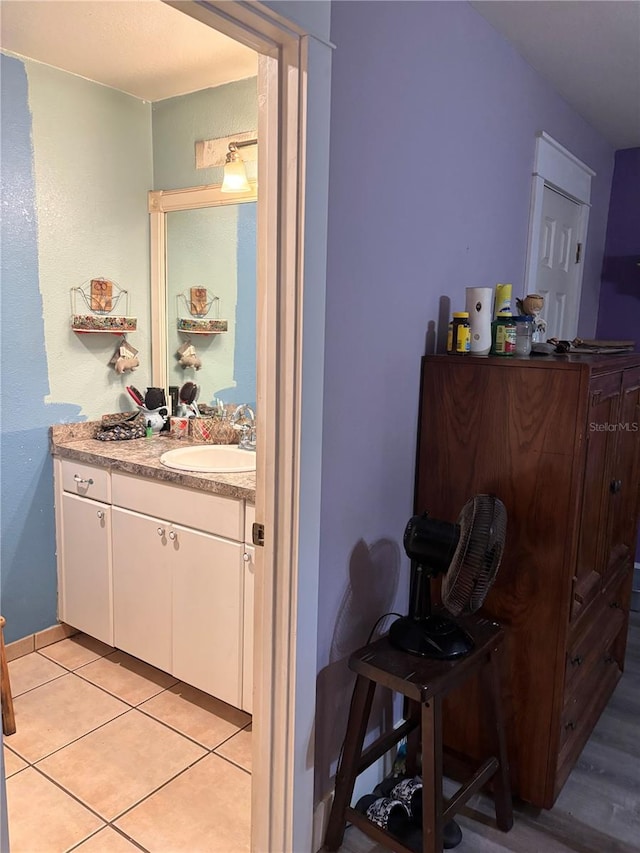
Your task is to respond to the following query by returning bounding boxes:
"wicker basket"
[189,417,238,444]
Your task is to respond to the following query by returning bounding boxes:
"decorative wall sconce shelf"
[177,288,227,335]
[71,278,137,334]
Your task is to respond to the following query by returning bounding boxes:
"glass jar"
[514,316,533,356]
[491,313,516,356]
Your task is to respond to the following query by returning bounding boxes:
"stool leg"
[325,676,376,851]
[405,699,421,777]
[482,647,513,831]
[0,621,16,736]
[421,695,443,853]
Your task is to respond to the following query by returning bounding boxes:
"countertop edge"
[50,428,256,503]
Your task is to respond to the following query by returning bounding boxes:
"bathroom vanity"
[51,425,256,714]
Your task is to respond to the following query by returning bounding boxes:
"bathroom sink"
[160,444,256,473]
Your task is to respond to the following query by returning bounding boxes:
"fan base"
[389,615,474,659]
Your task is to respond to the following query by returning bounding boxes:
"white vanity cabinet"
[55,459,113,646]
[54,458,255,712]
[111,471,248,709]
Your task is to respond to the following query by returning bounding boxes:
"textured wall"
[315,0,615,801]
[596,147,640,349]
[27,61,153,419]
[152,78,257,190]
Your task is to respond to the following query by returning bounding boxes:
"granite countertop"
[50,422,256,502]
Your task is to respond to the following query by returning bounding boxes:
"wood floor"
[336,611,640,853]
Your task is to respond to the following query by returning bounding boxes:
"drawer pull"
[74,475,94,485]
[609,601,621,610]
[169,531,177,541]
[157,527,165,537]
[610,479,622,494]
[565,721,576,731]
[96,511,105,520]
[570,655,583,666]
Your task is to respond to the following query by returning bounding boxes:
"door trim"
[162,3,316,851]
[523,132,595,339]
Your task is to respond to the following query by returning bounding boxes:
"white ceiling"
[0,0,258,101]
[0,1,638,148]
[471,1,640,150]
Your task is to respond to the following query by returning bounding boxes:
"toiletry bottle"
[146,420,153,438]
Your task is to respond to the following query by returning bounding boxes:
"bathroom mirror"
[149,183,257,405]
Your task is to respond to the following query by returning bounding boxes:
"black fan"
[389,495,507,659]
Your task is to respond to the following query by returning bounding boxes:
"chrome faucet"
[232,404,256,451]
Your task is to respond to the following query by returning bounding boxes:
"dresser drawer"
[61,459,110,503]
[111,471,244,541]
[565,595,625,697]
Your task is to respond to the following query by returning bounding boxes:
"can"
[491,313,517,356]
[494,283,513,319]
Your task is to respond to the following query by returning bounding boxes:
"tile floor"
[3,633,252,852]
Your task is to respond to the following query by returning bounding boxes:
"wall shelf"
[72,315,137,334]
[177,318,228,335]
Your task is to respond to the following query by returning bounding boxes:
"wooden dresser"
[415,353,640,808]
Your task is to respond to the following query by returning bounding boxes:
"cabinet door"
[172,524,244,707]
[112,507,172,673]
[61,493,113,645]
[605,367,640,578]
[242,546,255,714]
[573,372,622,619]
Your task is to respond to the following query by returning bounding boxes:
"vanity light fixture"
[221,139,257,193]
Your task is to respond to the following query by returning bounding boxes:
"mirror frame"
[148,182,258,389]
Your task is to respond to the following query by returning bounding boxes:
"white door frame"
[523,131,595,338]
[163,3,321,851]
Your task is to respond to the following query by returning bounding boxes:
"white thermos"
[465,287,493,354]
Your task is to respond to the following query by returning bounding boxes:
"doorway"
[0,0,324,847]
[523,131,595,341]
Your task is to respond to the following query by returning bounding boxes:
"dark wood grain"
[413,354,640,810]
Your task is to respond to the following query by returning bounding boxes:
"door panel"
[112,507,172,672]
[536,186,582,340]
[172,524,244,707]
[61,494,112,645]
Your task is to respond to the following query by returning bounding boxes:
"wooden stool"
[1,616,16,736]
[325,613,513,853]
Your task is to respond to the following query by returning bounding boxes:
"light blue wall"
[1,55,82,642]
[1,54,153,642]
[152,78,257,190]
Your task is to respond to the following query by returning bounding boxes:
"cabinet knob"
[96,510,104,520]
[604,654,615,665]
[570,655,583,666]
[169,531,177,541]
[74,474,94,485]
[565,721,576,731]
[243,552,251,563]
[610,479,622,494]
[609,600,621,609]
[157,527,165,537]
